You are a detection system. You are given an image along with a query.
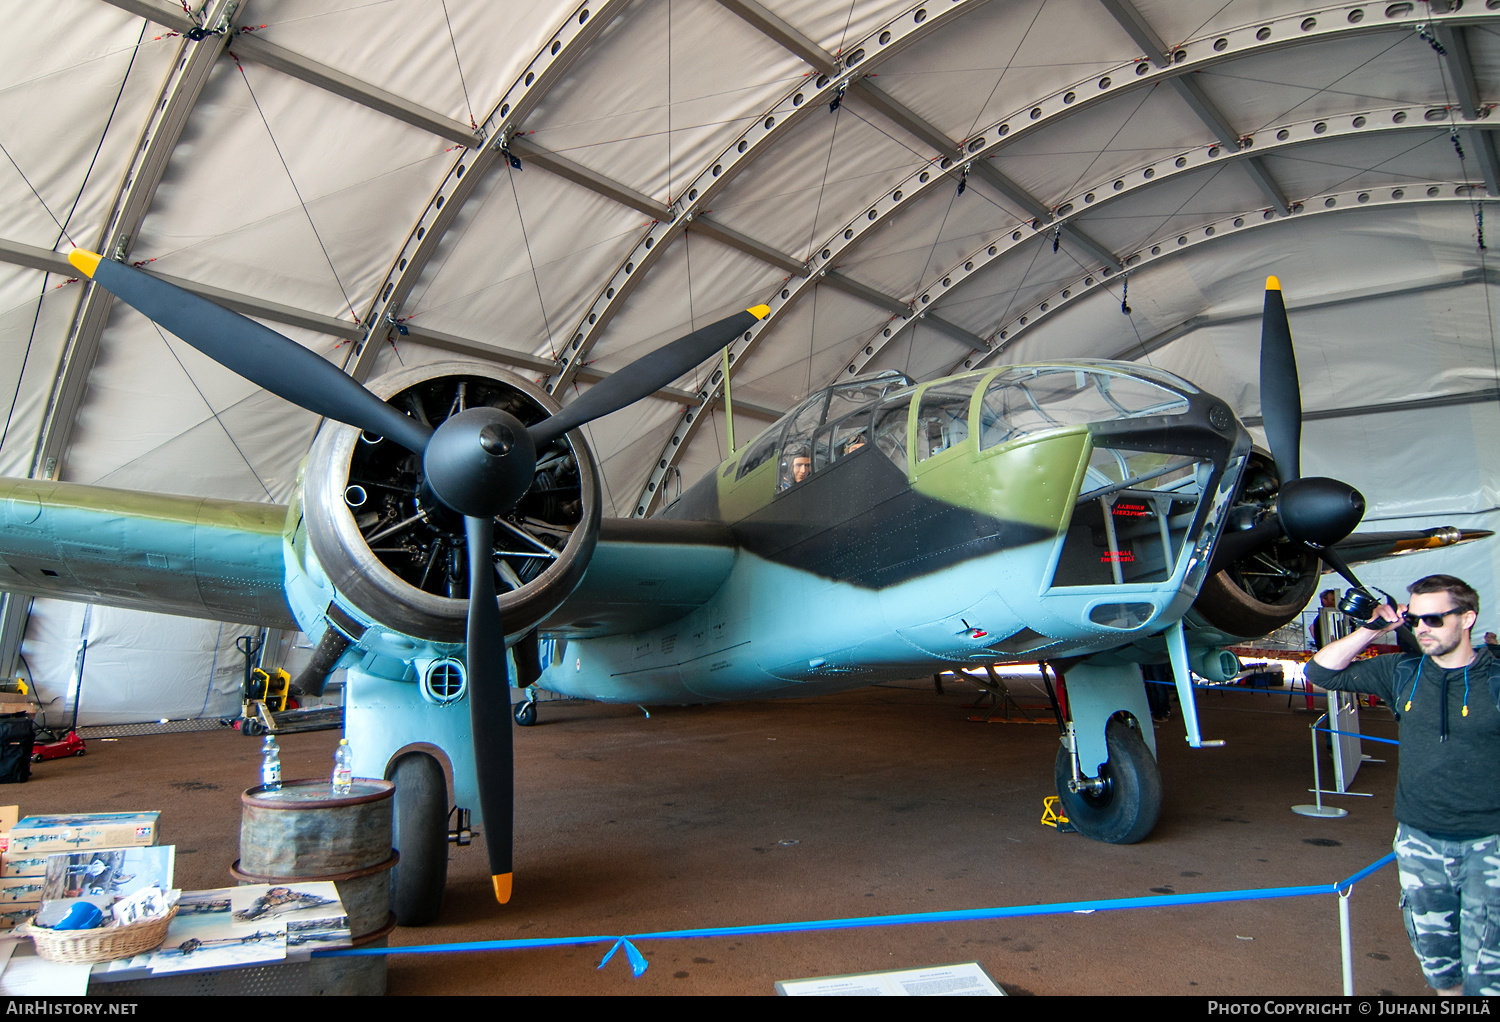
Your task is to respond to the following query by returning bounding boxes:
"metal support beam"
[1100,0,1296,218]
[505,136,670,220]
[1171,75,1238,145]
[823,271,908,316]
[919,314,989,352]
[349,0,629,383]
[1097,0,1169,65]
[98,0,195,34]
[0,596,29,687]
[842,86,1125,274]
[0,239,70,276]
[34,0,236,482]
[1242,387,1500,427]
[1112,266,1500,365]
[641,2,1500,514]
[229,34,483,148]
[965,165,1121,272]
[1171,76,1289,214]
[1240,156,1292,215]
[543,0,991,399]
[953,185,1491,374]
[849,79,961,158]
[103,0,485,147]
[0,237,361,338]
[1434,24,1481,119]
[853,106,1470,383]
[714,0,839,75]
[1469,128,1500,195]
[969,160,1048,219]
[687,216,806,275]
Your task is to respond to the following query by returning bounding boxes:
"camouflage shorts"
[1394,823,1500,995]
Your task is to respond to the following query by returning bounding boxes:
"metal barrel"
[234,778,396,993]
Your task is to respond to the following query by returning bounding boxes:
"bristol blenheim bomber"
[0,252,1478,924]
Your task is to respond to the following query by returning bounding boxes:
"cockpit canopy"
[738,362,1194,492]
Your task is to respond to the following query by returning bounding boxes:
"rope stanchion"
[316,853,1401,991]
[1293,712,1349,819]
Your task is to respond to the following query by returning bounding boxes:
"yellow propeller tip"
[1265,275,1281,291]
[746,304,770,320]
[492,873,513,904]
[68,249,101,278]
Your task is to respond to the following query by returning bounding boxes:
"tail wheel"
[388,752,448,925]
[1053,717,1162,844]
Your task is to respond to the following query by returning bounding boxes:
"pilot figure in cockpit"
[781,444,812,490]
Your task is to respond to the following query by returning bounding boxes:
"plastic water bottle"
[332,738,353,794]
[260,735,281,790]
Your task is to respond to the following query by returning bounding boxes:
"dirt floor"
[19,679,1424,996]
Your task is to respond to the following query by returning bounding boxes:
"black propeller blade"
[464,514,514,903]
[69,247,770,906]
[1258,278,1301,485]
[68,250,433,455]
[1213,275,1368,583]
[529,307,767,448]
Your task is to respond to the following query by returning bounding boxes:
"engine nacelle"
[282,361,601,681]
[1186,450,1319,644]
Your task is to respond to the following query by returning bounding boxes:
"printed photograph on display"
[229,882,343,927]
[285,914,353,952]
[149,888,285,974]
[41,846,174,902]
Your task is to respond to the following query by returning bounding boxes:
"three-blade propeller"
[1211,276,1369,586]
[68,248,768,905]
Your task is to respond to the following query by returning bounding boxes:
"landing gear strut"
[1054,716,1162,844]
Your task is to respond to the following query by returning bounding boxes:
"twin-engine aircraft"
[0,254,1480,924]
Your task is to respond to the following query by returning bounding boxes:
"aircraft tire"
[388,751,448,925]
[1053,717,1161,845]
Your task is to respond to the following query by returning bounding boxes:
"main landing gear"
[1054,715,1162,845]
[388,751,448,925]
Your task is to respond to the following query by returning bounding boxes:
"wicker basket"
[20,905,178,964]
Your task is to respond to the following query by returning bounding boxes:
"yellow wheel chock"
[1041,796,1076,833]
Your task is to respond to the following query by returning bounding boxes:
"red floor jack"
[32,638,87,762]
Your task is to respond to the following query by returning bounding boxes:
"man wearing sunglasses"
[1306,574,1498,997]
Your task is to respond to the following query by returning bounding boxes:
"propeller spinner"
[68,248,769,904]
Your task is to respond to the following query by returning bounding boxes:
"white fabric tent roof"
[3,0,1498,722]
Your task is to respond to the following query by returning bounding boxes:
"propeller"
[1212,275,1368,587]
[68,248,769,904]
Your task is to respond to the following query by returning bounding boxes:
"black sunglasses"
[1404,608,1465,628]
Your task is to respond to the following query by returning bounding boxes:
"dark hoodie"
[1305,644,1500,838]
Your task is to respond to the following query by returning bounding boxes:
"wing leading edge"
[539,518,737,638]
[0,478,295,629]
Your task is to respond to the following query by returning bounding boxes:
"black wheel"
[30,753,41,763]
[513,700,537,727]
[1053,716,1162,844]
[241,718,261,737]
[387,751,448,925]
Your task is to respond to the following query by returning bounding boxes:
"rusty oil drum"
[233,779,397,993]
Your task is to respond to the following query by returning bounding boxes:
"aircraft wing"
[538,518,737,638]
[0,478,296,629]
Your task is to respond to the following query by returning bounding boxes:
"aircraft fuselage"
[539,362,1251,704]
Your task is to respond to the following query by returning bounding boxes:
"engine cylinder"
[303,361,600,644]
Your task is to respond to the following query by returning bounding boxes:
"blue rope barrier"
[317,854,1400,977]
[1315,726,1399,746]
